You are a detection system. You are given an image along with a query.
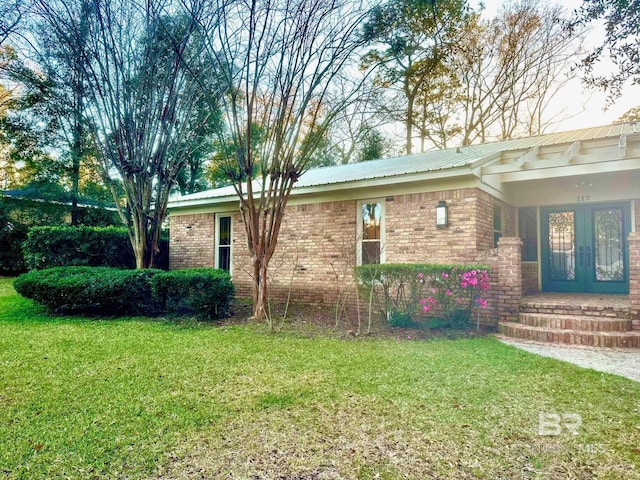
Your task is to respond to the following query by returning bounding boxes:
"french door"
[541,203,630,294]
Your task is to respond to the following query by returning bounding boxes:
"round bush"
[152,268,235,319]
[14,267,161,316]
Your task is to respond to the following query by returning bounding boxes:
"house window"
[358,201,384,265]
[518,207,538,261]
[216,215,232,272]
[493,205,503,247]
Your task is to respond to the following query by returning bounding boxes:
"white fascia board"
[498,158,640,183]
[168,194,240,211]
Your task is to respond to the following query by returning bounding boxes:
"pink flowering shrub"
[419,268,490,327]
[355,263,491,329]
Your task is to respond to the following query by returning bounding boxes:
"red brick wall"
[169,213,215,269]
[231,200,358,305]
[384,188,513,263]
[169,188,511,325]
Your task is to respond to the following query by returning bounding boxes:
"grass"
[0,276,639,479]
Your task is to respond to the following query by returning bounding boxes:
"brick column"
[496,237,522,323]
[629,232,640,329]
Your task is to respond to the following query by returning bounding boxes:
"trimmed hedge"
[13,267,234,318]
[0,221,28,275]
[152,268,235,319]
[13,267,160,315]
[22,226,169,270]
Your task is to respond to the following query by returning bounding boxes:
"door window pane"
[593,209,624,281]
[548,211,575,281]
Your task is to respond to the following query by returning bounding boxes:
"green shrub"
[355,263,491,329]
[0,215,28,275]
[14,267,161,315]
[22,226,169,270]
[387,309,420,329]
[152,268,235,319]
[13,266,235,319]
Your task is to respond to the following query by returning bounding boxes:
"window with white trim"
[358,200,384,265]
[216,215,232,272]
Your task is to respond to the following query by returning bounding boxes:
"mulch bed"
[218,299,493,341]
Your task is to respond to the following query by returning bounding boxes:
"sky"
[473,0,640,132]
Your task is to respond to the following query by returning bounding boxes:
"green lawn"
[0,277,638,479]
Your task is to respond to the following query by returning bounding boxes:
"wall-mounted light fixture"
[436,200,448,227]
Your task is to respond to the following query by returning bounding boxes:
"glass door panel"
[547,211,576,282]
[593,208,625,282]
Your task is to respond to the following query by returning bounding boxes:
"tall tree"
[2,1,98,225]
[451,1,581,144]
[411,62,462,150]
[35,0,220,268]
[0,0,31,47]
[326,76,394,164]
[362,0,469,154]
[358,126,394,162]
[571,0,640,100]
[616,106,640,123]
[363,0,582,150]
[199,0,369,322]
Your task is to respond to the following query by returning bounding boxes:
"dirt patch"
[218,299,492,341]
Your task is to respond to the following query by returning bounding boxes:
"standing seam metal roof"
[171,122,640,203]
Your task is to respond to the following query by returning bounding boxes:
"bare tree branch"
[198,0,370,321]
[34,0,220,268]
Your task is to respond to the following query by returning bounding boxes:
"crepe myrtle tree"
[197,0,370,321]
[34,0,220,268]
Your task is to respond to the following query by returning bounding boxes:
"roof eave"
[167,165,477,210]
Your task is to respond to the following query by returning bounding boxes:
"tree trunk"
[252,256,269,322]
[131,209,148,269]
[133,238,145,269]
[70,118,81,226]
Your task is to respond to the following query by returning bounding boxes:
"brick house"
[168,123,640,347]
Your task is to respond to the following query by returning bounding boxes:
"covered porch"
[490,232,640,347]
[472,124,640,346]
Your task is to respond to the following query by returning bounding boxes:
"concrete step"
[499,322,640,348]
[518,312,632,332]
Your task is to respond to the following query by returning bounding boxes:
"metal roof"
[169,122,640,205]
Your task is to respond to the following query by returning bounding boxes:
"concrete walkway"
[496,336,640,383]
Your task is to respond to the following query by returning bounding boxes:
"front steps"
[499,294,640,348]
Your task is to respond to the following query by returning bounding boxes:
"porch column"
[496,237,522,323]
[629,232,640,329]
